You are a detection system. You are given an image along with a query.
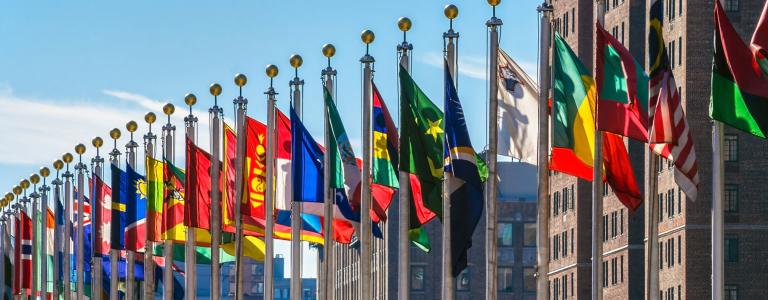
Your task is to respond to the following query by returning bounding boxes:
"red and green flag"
[710,1,768,138]
[596,22,650,142]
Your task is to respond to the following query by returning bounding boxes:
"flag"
[497,48,540,164]
[710,1,768,139]
[161,158,214,245]
[276,109,293,212]
[648,0,699,200]
[602,133,642,210]
[444,62,486,277]
[125,164,147,252]
[751,1,768,77]
[111,165,128,250]
[92,176,112,256]
[145,156,164,242]
[595,22,650,142]
[371,83,398,222]
[45,208,54,294]
[2,224,12,299]
[184,138,214,230]
[399,65,443,251]
[13,215,20,295]
[551,32,597,180]
[19,211,32,293]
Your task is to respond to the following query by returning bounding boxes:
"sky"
[0,1,542,278]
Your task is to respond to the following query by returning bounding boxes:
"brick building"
[548,0,768,299]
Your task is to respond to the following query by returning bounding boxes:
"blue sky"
[0,1,541,278]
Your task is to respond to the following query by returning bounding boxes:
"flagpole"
[144,113,158,300]
[645,152,660,300]
[52,161,63,300]
[90,138,104,299]
[29,175,40,300]
[210,83,224,300]
[262,65,279,300]
[396,24,412,300]
[288,54,304,300]
[108,129,122,300]
[11,186,21,299]
[485,1,502,299]
[74,143,87,300]
[231,74,249,300]
[125,121,139,300]
[359,29,375,300]
[20,180,31,300]
[535,2,553,300]
[0,195,7,300]
[62,153,73,300]
[183,95,199,300]
[592,1,606,299]
[320,43,337,300]
[40,167,51,300]
[440,8,456,299]
[161,103,176,300]
[711,121,724,300]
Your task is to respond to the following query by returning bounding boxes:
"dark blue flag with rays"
[444,59,486,277]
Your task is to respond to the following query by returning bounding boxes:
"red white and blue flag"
[125,165,147,252]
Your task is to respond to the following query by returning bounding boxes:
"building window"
[668,189,675,219]
[523,267,536,292]
[678,189,683,214]
[571,272,574,297]
[620,209,624,235]
[498,267,514,292]
[571,8,575,34]
[569,185,575,210]
[562,231,568,258]
[562,187,569,213]
[678,0,683,15]
[659,242,664,269]
[725,184,739,213]
[603,215,609,241]
[498,222,513,246]
[658,193,664,222]
[678,235,682,265]
[678,36,683,66]
[620,255,624,282]
[456,267,470,291]
[411,266,425,291]
[725,236,739,262]
[621,22,625,45]
[571,228,574,255]
[602,260,609,287]
[524,223,536,247]
[553,192,560,216]
[725,0,740,12]
[553,278,560,299]
[725,285,739,300]
[553,235,560,260]
[611,211,617,238]
[724,134,738,161]
[669,238,675,268]
[611,257,618,285]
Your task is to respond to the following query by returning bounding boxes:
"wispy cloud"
[419,52,539,84]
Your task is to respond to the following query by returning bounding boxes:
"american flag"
[648,0,699,200]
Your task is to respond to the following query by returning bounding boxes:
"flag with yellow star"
[398,65,444,251]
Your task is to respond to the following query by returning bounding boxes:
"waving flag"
[497,48,540,164]
[751,1,768,76]
[371,84,398,222]
[184,138,216,231]
[19,211,32,293]
[125,165,147,252]
[145,156,164,242]
[444,62,486,276]
[92,176,112,256]
[111,165,128,250]
[275,109,293,212]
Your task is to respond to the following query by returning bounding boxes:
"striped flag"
[124,165,147,252]
[371,83,398,222]
[648,0,699,200]
[19,211,32,293]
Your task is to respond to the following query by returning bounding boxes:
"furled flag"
[648,0,699,200]
[275,109,293,212]
[595,22,650,142]
[552,33,641,210]
[19,211,32,293]
[710,1,768,139]
[124,164,147,252]
[111,164,127,251]
[45,208,54,294]
[551,32,597,180]
[184,138,215,231]
[3,223,12,299]
[145,156,164,242]
[751,1,768,77]
[92,176,112,256]
[13,215,20,296]
[399,65,443,251]
[444,61,486,277]
[371,83,398,222]
[497,48,540,164]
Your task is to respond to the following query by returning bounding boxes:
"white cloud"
[419,52,539,84]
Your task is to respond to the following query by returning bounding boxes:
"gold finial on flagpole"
[127,121,138,133]
[75,143,86,163]
[488,0,501,18]
[40,167,50,178]
[20,179,29,190]
[397,17,412,31]
[110,128,121,140]
[210,83,223,96]
[53,160,64,171]
[361,30,375,55]
[445,4,459,19]
[234,74,246,97]
[93,137,103,148]
[62,153,73,164]
[145,113,157,125]
[163,103,175,115]
[289,55,303,71]
[322,44,336,58]
[13,186,21,196]
[30,174,40,185]
[266,64,278,88]
[185,93,197,116]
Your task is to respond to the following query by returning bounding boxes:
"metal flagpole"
[440,8,456,298]
[359,29,375,300]
[396,24,412,300]
[536,2,553,300]
[125,121,139,300]
[40,167,52,300]
[144,113,158,300]
[645,152,660,300]
[485,1,502,299]
[12,185,23,300]
[108,129,122,300]
[91,137,104,300]
[20,180,31,300]
[232,74,249,300]
[289,54,304,300]
[592,1,606,299]
[52,161,64,300]
[262,65,279,300]
[74,143,87,300]
[161,103,176,300]
[0,195,6,300]
[183,94,199,300]
[29,175,40,300]
[711,121,724,300]
[210,83,224,300]
[320,44,337,300]
[63,152,74,300]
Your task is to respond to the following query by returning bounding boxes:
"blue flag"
[110,165,127,250]
[291,106,324,204]
[124,164,147,252]
[444,60,485,277]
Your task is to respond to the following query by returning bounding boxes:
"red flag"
[19,211,32,293]
[92,176,112,256]
[184,138,216,230]
[602,133,642,211]
[13,215,21,295]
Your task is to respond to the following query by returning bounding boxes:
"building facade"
[549,0,768,298]
[221,255,317,300]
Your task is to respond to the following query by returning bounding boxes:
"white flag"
[497,48,540,165]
